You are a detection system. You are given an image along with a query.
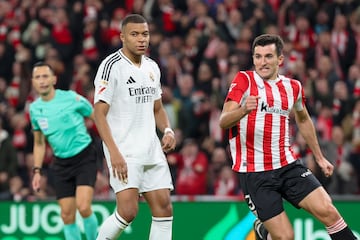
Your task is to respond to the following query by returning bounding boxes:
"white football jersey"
[94,50,164,164]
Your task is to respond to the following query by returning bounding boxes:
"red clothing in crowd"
[170,140,209,195]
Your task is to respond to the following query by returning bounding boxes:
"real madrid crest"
[100,79,108,86]
[149,72,154,81]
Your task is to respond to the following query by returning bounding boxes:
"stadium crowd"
[0,0,360,201]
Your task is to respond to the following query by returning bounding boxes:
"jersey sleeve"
[153,61,162,100]
[93,58,116,105]
[225,71,250,104]
[29,104,40,131]
[72,91,93,117]
[293,80,305,111]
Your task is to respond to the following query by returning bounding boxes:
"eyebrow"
[254,53,274,56]
[129,30,149,34]
[32,73,51,77]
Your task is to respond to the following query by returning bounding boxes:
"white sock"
[149,216,173,240]
[96,211,129,240]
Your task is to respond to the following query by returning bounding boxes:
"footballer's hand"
[111,153,128,184]
[244,95,261,114]
[162,130,176,153]
[32,173,41,192]
[317,158,334,178]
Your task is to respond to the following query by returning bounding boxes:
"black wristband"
[32,166,42,174]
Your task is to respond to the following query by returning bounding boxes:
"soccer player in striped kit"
[93,14,176,239]
[219,34,357,240]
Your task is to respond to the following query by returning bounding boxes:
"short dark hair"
[121,14,147,30]
[32,61,55,74]
[252,34,284,56]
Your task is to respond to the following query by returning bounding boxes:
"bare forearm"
[33,131,46,168]
[33,144,46,167]
[155,107,171,132]
[219,106,247,129]
[297,118,324,160]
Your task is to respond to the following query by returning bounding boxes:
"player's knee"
[61,210,76,224]
[163,201,173,215]
[77,205,92,217]
[76,200,92,216]
[117,206,138,222]
[155,198,173,216]
[313,201,340,225]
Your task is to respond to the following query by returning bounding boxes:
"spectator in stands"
[310,74,334,116]
[21,19,50,64]
[347,64,360,98]
[349,6,360,65]
[0,118,18,200]
[213,165,239,197]
[150,0,178,37]
[331,14,357,80]
[168,138,208,195]
[240,0,277,37]
[314,8,331,34]
[307,31,342,79]
[157,39,179,88]
[0,42,15,83]
[326,126,357,194]
[173,73,197,139]
[207,146,238,196]
[349,98,360,193]
[332,80,354,126]
[10,112,29,166]
[216,8,244,43]
[286,14,317,61]
[161,86,180,131]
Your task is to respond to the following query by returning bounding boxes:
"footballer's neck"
[121,48,142,67]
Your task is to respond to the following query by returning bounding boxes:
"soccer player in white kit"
[93,14,176,240]
[219,34,357,240]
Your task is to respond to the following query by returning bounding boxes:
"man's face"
[253,43,283,80]
[120,22,150,56]
[32,66,56,96]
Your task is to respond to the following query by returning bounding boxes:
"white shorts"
[109,160,174,194]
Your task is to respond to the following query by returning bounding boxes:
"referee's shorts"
[52,142,98,199]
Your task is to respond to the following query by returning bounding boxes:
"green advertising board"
[0,200,359,239]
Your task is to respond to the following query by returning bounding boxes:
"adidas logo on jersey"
[126,76,136,84]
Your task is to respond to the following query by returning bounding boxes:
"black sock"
[330,226,357,240]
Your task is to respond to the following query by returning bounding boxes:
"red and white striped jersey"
[225,71,305,172]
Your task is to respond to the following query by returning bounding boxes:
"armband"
[164,127,174,136]
[32,166,42,175]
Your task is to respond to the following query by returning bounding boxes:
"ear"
[278,54,284,66]
[53,76,57,85]
[120,32,124,42]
